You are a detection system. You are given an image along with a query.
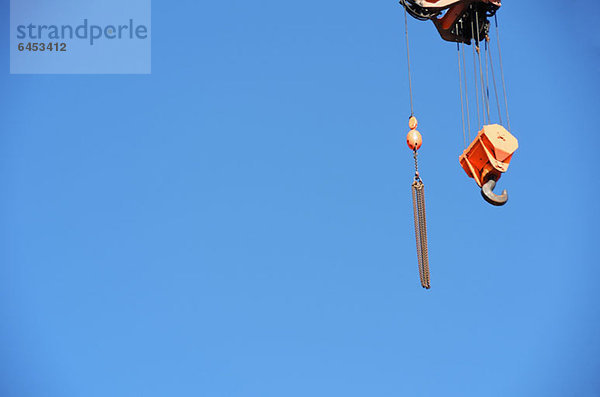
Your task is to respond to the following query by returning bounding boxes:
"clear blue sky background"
[1,1,599,396]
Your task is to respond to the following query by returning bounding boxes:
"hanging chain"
[413,149,420,181]
[402,3,430,290]
[411,150,430,289]
[412,150,431,289]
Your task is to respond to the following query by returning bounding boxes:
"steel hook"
[481,175,508,206]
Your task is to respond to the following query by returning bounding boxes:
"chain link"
[413,149,420,181]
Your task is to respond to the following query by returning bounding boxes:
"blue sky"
[1,1,599,396]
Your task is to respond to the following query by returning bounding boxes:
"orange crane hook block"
[459,124,518,206]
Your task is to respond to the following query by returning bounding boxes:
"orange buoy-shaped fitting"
[407,129,422,151]
[409,116,418,131]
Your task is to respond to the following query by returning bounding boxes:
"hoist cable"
[457,43,467,148]
[470,17,481,131]
[495,15,511,131]
[484,38,492,123]
[475,11,490,124]
[487,37,503,124]
[461,40,471,143]
[403,6,415,117]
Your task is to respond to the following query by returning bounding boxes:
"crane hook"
[481,175,508,206]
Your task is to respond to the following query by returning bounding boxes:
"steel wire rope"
[495,15,511,131]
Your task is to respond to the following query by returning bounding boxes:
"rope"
[484,37,491,123]
[495,15,511,131]
[457,43,467,148]
[475,10,490,124]
[461,40,471,143]
[487,36,503,124]
[470,17,481,131]
[403,6,415,117]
